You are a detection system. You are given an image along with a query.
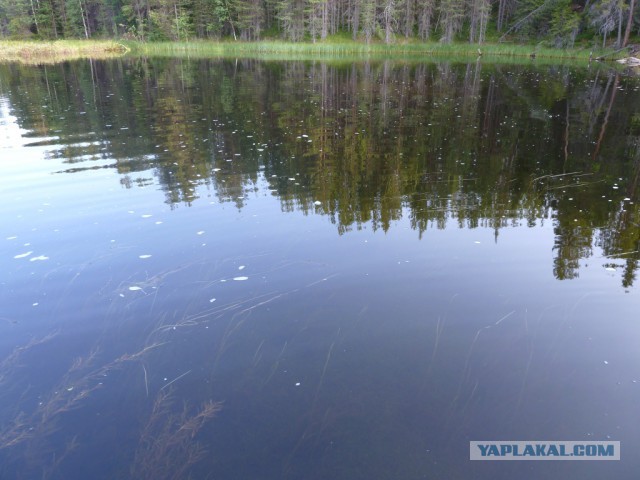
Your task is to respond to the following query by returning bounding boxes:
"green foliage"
[589,0,627,47]
[549,5,580,47]
[0,0,638,50]
[7,16,33,37]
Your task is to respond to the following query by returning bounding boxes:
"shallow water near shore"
[1,58,640,479]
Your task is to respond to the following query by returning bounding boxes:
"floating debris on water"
[139,255,152,259]
[197,231,205,235]
[30,255,49,261]
[209,298,216,303]
[14,251,32,259]
[233,276,249,281]
[129,286,143,291]
[238,265,245,270]
[314,201,322,206]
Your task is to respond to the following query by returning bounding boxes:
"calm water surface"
[1,58,640,479]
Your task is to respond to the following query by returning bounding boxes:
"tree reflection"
[1,58,639,286]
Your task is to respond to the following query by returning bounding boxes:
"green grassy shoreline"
[0,38,623,64]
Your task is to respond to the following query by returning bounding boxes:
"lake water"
[1,58,640,479]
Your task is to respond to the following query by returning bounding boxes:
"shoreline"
[0,39,621,64]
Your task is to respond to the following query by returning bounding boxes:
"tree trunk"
[174,3,180,40]
[384,1,393,44]
[30,0,39,34]
[497,0,505,31]
[79,0,90,38]
[623,0,636,47]
[49,0,58,38]
[617,7,623,47]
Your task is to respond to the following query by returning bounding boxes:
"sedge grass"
[0,40,129,64]
[0,38,623,65]
[128,39,617,64]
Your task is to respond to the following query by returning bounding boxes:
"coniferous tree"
[439,0,464,42]
[0,0,638,49]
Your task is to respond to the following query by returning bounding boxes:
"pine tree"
[439,0,465,43]
[359,0,376,42]
[416,0,434,40]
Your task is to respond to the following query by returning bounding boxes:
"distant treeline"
[0,0,638,48]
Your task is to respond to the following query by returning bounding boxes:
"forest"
[0,0,638,49]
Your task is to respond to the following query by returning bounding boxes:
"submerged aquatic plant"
[0,334,220,479]
[130,391,221,480]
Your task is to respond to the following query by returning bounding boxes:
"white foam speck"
[141,214,152,218]
[14,251,32,259]
[209,298,216,303]
[139,255,152,259]
[6,236,17,240]
[129,286,143,291]
[233,276,248,281]
[197,231,205,235]
[155,221,163,225]
[32,302,39,307]
[30,255,49,261]
[238,265,245,270]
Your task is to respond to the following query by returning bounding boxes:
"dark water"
[1,58,639,479]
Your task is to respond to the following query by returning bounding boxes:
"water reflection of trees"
[1,59,639,285]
